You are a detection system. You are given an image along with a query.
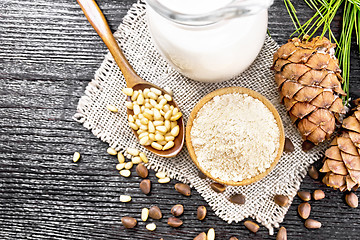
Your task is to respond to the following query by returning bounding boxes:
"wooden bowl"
[186,87,285,186]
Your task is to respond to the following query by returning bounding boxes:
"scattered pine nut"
[107,147,117,156]
[158,177,171,184]
[139,152,148,163]
[132,157,142,164]
[141,208,149,222]
[122,88,133,96]
[117,152,125,163]
[207,228,215,240]
[126,148,139,156]
[73,152,80,162]
[124,162,133,170]
[120,195,132,202]
[106,105,118,113]
[146,223,156,231]
[155,171,167,179]
[116,163,125,171]
[120,169,131,177]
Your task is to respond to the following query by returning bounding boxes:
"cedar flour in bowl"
[186,87,285,186]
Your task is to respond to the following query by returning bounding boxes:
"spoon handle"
[77,0,144,87]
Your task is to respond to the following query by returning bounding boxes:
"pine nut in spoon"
[77,0,184,158]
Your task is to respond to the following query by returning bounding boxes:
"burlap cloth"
[74,0,326,234]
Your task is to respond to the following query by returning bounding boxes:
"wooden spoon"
[77,0,184,158]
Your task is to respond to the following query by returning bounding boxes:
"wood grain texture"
[0,0,359,239]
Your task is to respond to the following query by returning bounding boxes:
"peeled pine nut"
[147,92,157,100]
[120,195,132,202]
[146,223,156,231]
[106,105,118,113]
[127,148,139,156]
[117,152,125,163]
[164,94,172,101]
[149,133,156,141]
[128,115,134,122]
[156,126,167,133]
[133,104,140,115]
[137,93,145,105]
[170,112,182,121]
[155,133,165,141]
[139,152,148,163]
[165,135,175,141]
[131,91,139,101]
[207,228,215,240]
[125,101,133,110]
[129,122,138,130]
[138,132,149,139]
[125,162,133,170]
[156,171,167,179]
[171,125,180,137]
[148,122,155,133]
[140,118,149,125]
[165,120,171,131]
[158,177,170,184]
[164,110,172,120]
[116,163,125,170]
[139,136,149,145]
[73,152,80,162]
[141,208,149,221]
[163,141,174,150]
[151,142,163,150]
[120,169,131,177]
[122,88,133,96]
[150,87,162,95]
[132,157,142,164]
[107,147,117,156]
[153,121,164,127]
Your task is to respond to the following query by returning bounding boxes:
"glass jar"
[145,0,274,83]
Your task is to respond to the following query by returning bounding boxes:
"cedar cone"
[321,103,360,191]
[272,36,346,144]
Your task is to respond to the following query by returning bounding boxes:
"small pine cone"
[321,104,360,191]
[272,36,345,144]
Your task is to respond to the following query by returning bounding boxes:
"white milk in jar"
[145,0,272,82]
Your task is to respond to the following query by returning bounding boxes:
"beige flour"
[191,93,280,182]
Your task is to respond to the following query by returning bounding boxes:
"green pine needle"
[284,0,360,102]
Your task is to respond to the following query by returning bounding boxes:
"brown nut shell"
[197,206,207,220]
[136,164,148,178]
[304,219,321,229]
[284,137,295,152]
[149,206,162,220]
[229,237,238,240]
[274,195,289,207]
[121,216,137,229]
[244,220,260,233]
[139,179,151,195]
[276,226,287,240]
[302,140,315,152]
[313,190,325,200]
[175,183,191,196]
[171,204,184,217]
[230,194,245,204]
[345,192,358,208]
[210,182,226,193]
[308,165,319,180]
[298,202,311,219]
[167,217,183,227]
[298,191,311,201]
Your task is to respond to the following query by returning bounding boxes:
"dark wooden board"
[0,0,359,239]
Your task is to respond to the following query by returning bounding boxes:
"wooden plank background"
[1,0,359,239]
